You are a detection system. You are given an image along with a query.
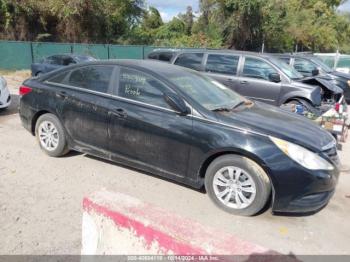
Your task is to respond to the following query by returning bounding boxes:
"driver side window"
[118,67,172,109]
[242,57,278,81]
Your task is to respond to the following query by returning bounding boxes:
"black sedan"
[19,60,340,216]
[31,54,96,77]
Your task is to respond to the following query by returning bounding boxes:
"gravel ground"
[0,72,350,255]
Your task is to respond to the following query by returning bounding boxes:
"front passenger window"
[118,68,171,109]
[243,57,278,81]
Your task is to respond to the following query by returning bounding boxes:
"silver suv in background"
[147,50,343,114]
[0,76,11,110]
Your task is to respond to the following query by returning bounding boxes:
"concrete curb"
[81,190,286,257]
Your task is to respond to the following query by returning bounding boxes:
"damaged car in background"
[274,53,350,104]
[147,50,344,118]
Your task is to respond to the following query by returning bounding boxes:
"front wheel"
[35,113,69,157]
[283,99,319,115]
[205,155,271,216]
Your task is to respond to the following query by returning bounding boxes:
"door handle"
[240,80,248,84]
[227,78,234,81]
[110,108,127,118]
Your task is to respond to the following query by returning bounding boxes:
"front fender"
[278,88,321,106]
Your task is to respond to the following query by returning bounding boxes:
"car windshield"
[166,70,243,111]
[269,57,304,80]
[309,57,333,73]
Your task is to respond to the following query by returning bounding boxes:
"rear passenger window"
[118,68,171,109]
[66,66,113,93]
[205,54,239,75]
[174,53,204,70]
[158,52,173,62]
[48,72,68,83]
[148,53,159,60]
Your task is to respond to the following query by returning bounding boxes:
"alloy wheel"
[38,121,59,151]
[213,166,257,209]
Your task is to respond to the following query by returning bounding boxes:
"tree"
[179,6,194,35]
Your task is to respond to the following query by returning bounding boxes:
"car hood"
[216,102,334,152]
[298,76,343,94]
[290,79,318,90]
[330,70,350,79]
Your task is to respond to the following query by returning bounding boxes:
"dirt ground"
[1,72,350,255]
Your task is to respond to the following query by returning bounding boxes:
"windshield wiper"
[231,101,246,109]
[211,101,246,112]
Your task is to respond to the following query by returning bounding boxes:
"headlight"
[270,137,334,170]
[347,80,350,88]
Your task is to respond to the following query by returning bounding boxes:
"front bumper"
[271,167,339,213]
[277,190,335,213]
[267,148,340,214]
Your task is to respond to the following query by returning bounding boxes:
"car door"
[203,53,241,91]
[108,66,193,178]
[238,56,282,105]
[47,65,116,154]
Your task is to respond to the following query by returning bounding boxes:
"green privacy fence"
[0,40,176,70]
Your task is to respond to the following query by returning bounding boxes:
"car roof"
[44,59,196,77]
[273,53,316,59]
[47,54,94,58]
[148,49,273,59]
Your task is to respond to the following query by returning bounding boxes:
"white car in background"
[0,76,11,109]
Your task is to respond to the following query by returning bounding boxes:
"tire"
[204,155,271,216]
[35,113,69,157]
[284,99,319,115]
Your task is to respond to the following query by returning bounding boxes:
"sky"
[147,0,349,22]
[147,0,199,22]
[338,0,350,12]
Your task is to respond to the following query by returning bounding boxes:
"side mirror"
[269,73,281,83]
[164,93,190,115]
[312,68,320,76]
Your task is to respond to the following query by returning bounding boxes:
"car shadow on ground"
[84,154,205,193]
[0,94,19,116]
[58,151,327,218]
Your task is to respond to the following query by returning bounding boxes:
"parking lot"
[1,71,350,255]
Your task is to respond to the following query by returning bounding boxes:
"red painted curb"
[82,191,279,256]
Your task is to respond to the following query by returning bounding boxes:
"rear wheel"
[35,113,69,157]
[205,155,271,216]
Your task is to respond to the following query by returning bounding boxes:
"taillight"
[19,85,32,96]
